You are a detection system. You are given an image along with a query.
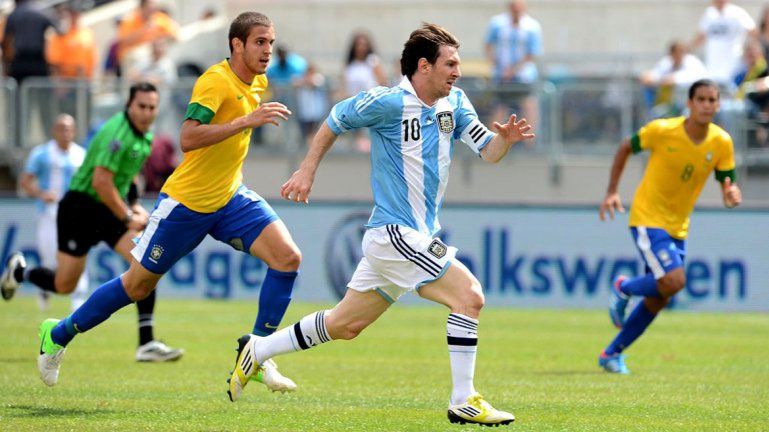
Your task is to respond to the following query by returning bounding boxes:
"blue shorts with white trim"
[131,185,279,274]
[630,226,686,279]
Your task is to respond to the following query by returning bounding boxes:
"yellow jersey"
[162,60,267,213]
[628,116,735,239]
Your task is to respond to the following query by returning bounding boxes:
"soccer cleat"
[37,291,51,311]
[136,340,185,362]
[1,252,26,301]
[38,318,66,386]
[447,393,515,426]
[599,351,630,374]
[228,334,259,402]
[250,358,297,393]
[609,275,630,328]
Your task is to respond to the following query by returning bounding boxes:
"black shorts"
[57,191,127,257]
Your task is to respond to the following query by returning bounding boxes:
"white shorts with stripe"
[347,224,457,303]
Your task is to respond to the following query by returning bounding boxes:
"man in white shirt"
[641,41,708,118]
[691,0,758,87]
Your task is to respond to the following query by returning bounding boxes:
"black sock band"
[136,290,156,345]
[27,267,56,292]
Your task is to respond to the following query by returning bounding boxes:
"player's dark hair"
[229,12,272,54]
[346,32,376,65]
[126,81,158,108]
[688,79,720,100]
[400,23,459,78]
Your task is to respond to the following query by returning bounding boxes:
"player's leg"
[418,259,514,426]
[35,213,57,310]
[112,230,183,362]
[601,228,686,374]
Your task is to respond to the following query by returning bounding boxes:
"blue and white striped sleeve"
[454,90,494,154]
[23,146,44,176]
[326,86,390,135]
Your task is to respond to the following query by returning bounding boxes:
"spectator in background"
[342,31,387,97]
[142,133,177,193]
[266,44,307,86]
[20,114,88,311]
[484,0,542,140]
[118,0,178,73]
[691,0,757,89]
[127,39,177,88]
[640,41,707,119]
[103,17,123,78]
[757,5,769,60]
[1,0,59,83]
[46,2,96,119]
[733,39,769,146]
[341,32,387,152]
[294,63,329,148]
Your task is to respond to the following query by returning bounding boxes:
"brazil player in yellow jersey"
[597,79,742,374]
[35,12,299,393]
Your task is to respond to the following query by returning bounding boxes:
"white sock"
[447,313,478,405]
[254,310,333,361]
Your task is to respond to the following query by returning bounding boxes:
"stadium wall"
[2,199,766,312]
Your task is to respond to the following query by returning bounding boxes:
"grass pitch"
[1,297,767,431]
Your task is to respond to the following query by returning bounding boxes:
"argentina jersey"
[24,141,86,214]
[327,77,493,236]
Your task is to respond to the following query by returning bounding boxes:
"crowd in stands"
[2,0,769,197]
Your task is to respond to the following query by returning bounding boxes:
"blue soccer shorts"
[131,185,279,274]
[630,226,686,279]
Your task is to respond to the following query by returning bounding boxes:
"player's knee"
[122,275,158,301]
[463,281,485,316]
[272,247,302,272]
[658,271,686,297]
[55,280,77,295]
[644,296,670,314]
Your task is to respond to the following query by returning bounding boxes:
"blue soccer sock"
[252,268,297,336]
[604,301,658,355]
[51,276,133,347]
[619,273,660,298]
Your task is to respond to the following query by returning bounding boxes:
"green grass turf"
[1,297,768,431]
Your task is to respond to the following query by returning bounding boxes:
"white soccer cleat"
[447,393,515,426]
[1,252,26,301]
[136,340,185,362]
[255,358,297,393]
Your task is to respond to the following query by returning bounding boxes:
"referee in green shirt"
[1,82,183,362]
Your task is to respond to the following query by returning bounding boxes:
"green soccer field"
[1,297,767,431]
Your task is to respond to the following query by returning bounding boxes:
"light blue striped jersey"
[327,77,494,236]
[23,140,86,213]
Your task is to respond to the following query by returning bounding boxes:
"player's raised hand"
[599,192,625,221]
[722,177,742,208]
[245,102,292,128]
[280,168,314,204]
[492,114,535,145]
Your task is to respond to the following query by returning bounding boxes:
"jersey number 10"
[402,118,421,142]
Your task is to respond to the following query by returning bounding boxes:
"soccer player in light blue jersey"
[228,23,534,426]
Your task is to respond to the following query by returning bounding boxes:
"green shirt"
[69,112,153,201]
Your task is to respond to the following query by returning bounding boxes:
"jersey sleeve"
[454,90,494,154]
[23,147,44,176]
[184,72,225,124]
[630,121,660,154]
[714,136,736,182]
[326,87,391,135]
[485,20,499,45]
[91,127,128,174]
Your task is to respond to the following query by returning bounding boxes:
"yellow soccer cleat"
[447,393,515,427]
[227,335,297,401]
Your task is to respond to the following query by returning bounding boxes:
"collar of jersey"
[398,76,438,109]
[223,58,265,93]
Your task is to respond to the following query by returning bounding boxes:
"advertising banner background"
[1,199,766,311]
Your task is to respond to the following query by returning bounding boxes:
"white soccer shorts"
[347,224,457,303]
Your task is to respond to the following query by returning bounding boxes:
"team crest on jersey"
[705,151,713,162]
[437,111,454,133]
[427,239,448,259]
[150,245,164,262]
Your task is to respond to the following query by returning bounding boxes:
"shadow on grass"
[5,404,115,418]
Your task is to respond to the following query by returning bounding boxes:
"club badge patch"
[109,139,122,153]
[427,239,448,259]
[150,245,164,262]
[437,111,454,133]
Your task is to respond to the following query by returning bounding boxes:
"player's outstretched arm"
[92,167,146,231]
[599,138,633,221]
[179,102,291,152]
[281,123,338,204]
[480,114,535,163]
[721,177,742,208]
